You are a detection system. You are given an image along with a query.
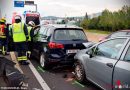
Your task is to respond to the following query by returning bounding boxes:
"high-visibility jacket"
[0,24,6,38]
[12,23,26,42]
[27,26,32,41]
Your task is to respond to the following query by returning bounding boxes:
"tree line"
[80,6,130,32]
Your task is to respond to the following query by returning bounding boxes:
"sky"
[0,0,130,23]
[34,0,130,17]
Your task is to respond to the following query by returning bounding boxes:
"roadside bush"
[80,5,130,32]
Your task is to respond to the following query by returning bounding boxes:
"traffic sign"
[14,1,24,7]
[25,1,34,5]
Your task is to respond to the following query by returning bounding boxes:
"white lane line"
[10,52,23,73]
[10,52,50,90]
[28,60,51,90]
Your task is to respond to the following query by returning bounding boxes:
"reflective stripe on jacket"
[12,23,26,42]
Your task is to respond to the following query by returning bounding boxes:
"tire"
[29,50,34,59]
[74,61,86,83]
[40,53,50,70]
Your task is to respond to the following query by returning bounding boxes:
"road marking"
[72,80,85,88]
[10,52,50,90]
[37,66,46,73]
[28,60,51,90]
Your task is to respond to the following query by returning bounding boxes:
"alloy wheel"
[40,53,45,67]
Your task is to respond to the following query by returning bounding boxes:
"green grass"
[85,29,112,35]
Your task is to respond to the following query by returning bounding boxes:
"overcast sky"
[0,0,130,19]
[32,0,130,17]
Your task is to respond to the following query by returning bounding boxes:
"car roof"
[105,36,130,42]
[115,35,130,38]
[111,34,130,38]
[108,30,130,37]
[41,24,83,30]
[118,30,130,32]
[96,36,130,46]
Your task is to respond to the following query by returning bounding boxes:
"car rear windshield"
[26,16,40,25]
[54,29,87,41]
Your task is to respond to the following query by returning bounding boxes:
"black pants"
[0,38,7,53]
[14,42,27,61]
[27,41,33,51]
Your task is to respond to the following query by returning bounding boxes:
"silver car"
[74,37,130,90]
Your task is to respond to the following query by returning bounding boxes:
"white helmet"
[14,15,22,20]
[28,21,35,27]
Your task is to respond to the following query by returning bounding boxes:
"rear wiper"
[71,39,84,41]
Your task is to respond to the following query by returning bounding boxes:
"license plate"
[67,49,79,54]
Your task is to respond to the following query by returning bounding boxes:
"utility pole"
[35,4,37,12]
[0,8,2,18]
[65,14,68,26]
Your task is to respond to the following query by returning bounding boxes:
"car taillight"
[48,42,64,49]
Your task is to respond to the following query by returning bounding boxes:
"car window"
[94,39,126,59]
[26,16,40,25]
[43,27,48,35]
[124,46,130,61]
[46,28,53,36]
[39,27,46,35]
[110,32,127,38]
[54,29,87,41]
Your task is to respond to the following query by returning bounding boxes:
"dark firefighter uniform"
[27,26,32,58]
[0,18,7,55]
[10,15,29,65]
[27,21,36,58]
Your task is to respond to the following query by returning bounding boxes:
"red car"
[99,30,130,42]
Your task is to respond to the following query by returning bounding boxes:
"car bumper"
[47,53,76,64]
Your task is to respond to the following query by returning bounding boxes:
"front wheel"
[40,53,50,70]
[74,61,86,83]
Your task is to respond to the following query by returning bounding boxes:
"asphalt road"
[0,54,101,90]
[29,58,101,90]
[0,54,12,87]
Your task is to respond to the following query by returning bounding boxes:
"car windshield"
[54,29,87,41]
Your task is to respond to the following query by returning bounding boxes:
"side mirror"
[87,50,94,58]
[88,52,93,58]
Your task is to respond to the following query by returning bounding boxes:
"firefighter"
[27,21,35,58]
[0,18,7,55]
[10,15,29,65]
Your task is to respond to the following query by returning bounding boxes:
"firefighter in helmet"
[10,15,29,65]
[0,18,7,55]
[27,21,36,58]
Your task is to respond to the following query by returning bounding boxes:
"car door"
[32,26,46,58]
[84,38,128,90]
[113,40,130,90]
